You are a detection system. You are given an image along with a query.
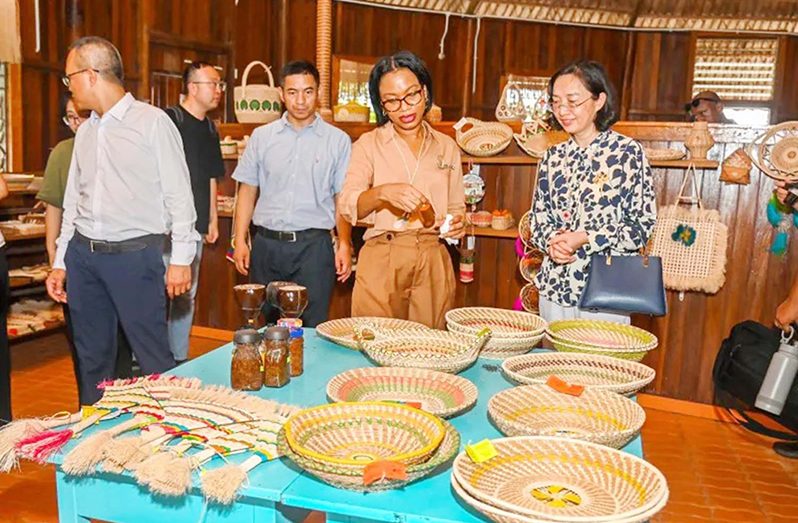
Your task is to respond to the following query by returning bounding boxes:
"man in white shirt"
[45,36,199,404]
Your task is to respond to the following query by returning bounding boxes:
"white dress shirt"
[53,93,199,269]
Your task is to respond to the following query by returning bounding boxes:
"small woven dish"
[326,367,478,418]
[446,307,547,359]
[501,352,656,395]
[643,147,685,162]
[514,131,558,158]
[456,118,513,157]
[519,283,539,313]
[492,213,515,230]
[488,384,646,448]
[315,316,427,350]
[452,436,669,523]
[283,401,446,469]
[356,325,490,374]
[519,249,544,282]
[517,211,532,247]
[278,420,460,492]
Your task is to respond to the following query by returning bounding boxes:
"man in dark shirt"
[165,61,225,363]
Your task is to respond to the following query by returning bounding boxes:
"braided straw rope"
[316,316,427,350]
[456,118,513,157]
[501,352,655,395]
[452,436,669,523]
[283,401,445,470]
[278,420,459,492]
[357,326,488,373]
[488,385,645,449]
[326,367,478,418]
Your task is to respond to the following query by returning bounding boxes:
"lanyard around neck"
[393,127,429,186]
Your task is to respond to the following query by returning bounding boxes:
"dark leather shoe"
[773,441,798,458]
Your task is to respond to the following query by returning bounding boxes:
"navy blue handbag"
[579,253,667,316]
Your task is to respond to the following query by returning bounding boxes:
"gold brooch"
[437,155,455,172]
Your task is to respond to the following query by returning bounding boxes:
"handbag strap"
[675,162,703,209]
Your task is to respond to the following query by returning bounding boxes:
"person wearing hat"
[686,91,735,124]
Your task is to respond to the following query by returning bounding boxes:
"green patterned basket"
[326,367,478,418]
[283,401,446,471]
[278,420,460,491]
[546,320,658,362]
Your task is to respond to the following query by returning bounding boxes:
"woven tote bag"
[650,163,728,294]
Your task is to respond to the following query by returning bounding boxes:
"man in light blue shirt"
[233,60,352,327]
[46,36,198,404]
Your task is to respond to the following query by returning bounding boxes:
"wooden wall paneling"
[773,36,798,123]
[627,32,692,121]
[232,0,281,92]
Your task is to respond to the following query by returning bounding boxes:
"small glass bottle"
[261,326,290,388]
[289,327,304,377]
[230,328,263,391]
[418,202,436,228]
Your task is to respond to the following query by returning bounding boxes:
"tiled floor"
[1,331,797,523]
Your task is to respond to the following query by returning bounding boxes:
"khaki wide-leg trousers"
[352,231,456,329]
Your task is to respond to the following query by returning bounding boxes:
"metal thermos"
[755,329,798,416]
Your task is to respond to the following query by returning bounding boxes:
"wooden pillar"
[278,0,288,68]
[316,0,333,121]
[65,0,85,44]
[138,0,152,101]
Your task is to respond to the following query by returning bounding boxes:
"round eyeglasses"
[61,68,99,88]
[381,89,424,113]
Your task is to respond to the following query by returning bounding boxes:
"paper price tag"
[465,439,497,463]
[81,406,111,421]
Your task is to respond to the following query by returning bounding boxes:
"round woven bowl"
[517,211,532,247]
[643,147,685,162]
[456,118,514,157]
[519,283,539,313]
[546,335,656,362]
[315,317,427,350]
[326,367,478,418]
[452,436,669,523]
[446,307,547,359]
[546,320,658,350]
[487,384,646,448]
[283,401,446,469]
[358,327,488,374]
[519,250,544,283]
[279,420,460,492]
[501,352,656,395]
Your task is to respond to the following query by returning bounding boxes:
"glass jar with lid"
[231,328,263,391]
[261,326,290,388]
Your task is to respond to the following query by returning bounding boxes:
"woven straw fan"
[15,375,199,465]
[61,375,202,475]
[101,386,283,474]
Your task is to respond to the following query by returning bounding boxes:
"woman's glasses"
[381,89,424,113]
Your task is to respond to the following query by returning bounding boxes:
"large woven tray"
[327,367,478,418]
[283,401,446,469]
[452,436,669,523]
[315,317,427,350]
[546,336,655,362]
[501,352,656,395]
[546,320,657,350]
[456,118,513,157]
[488,384,646,448]
[278,420,460,492]
[356,326,489,374]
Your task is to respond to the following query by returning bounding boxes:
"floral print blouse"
[528,130,656,307]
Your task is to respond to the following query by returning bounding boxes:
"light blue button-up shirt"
[53,93,199,269]
[232,113,351,231]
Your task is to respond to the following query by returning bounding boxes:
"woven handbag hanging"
[650,162,728,295]
[495,80,528,122]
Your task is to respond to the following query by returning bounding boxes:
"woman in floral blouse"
[528,60,656,324]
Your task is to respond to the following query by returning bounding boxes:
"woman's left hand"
[442,214,465,239]
[548,230,588,264]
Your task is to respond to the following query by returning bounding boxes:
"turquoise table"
[52,329,643,522]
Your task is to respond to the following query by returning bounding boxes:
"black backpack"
[713,320,798,439]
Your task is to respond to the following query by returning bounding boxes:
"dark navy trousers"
[65,238,174,404]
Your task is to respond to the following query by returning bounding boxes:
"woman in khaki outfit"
[338,51,465,329]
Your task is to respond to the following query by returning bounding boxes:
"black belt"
[74,231,166,254]
[255,227,329,243]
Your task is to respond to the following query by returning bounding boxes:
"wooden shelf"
[1,230,45,241]
[9,320,65,341]
[648,159,718,169]
[10,278,46,289]
[461,154,718,169]
[470,226,517,239]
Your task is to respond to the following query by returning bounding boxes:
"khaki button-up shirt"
[339,122,465,241]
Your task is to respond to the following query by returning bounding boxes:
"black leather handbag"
[579,253,667,316]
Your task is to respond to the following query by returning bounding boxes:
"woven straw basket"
[315,316,427,350]
[446,307,547,359]
[278,420,460,491]
[326,367,478,418]
[355,324,489,374]
[517,211,532,247]
[519,250,544,283]
[455,118,513,157]
[643,147,685,162]
[283,401,446,470]
[452,436,669,523]
[488,384,646,448]
[546,320,658,361]
[514,130,560,158]
[501,352,656,396]
[233,61,282,124]
[520,283,539,313]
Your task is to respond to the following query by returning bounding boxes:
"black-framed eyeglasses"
[62,114,86,126]
[381,89,424,113]
[190,80,227,92]
[549,96,596,112]
[61,68,99,87]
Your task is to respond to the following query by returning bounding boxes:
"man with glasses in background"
[46,36,198,404]
[685,90,736,124]
[38,94,134,406]
[232,60,352,327]
[163,62,225,364]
